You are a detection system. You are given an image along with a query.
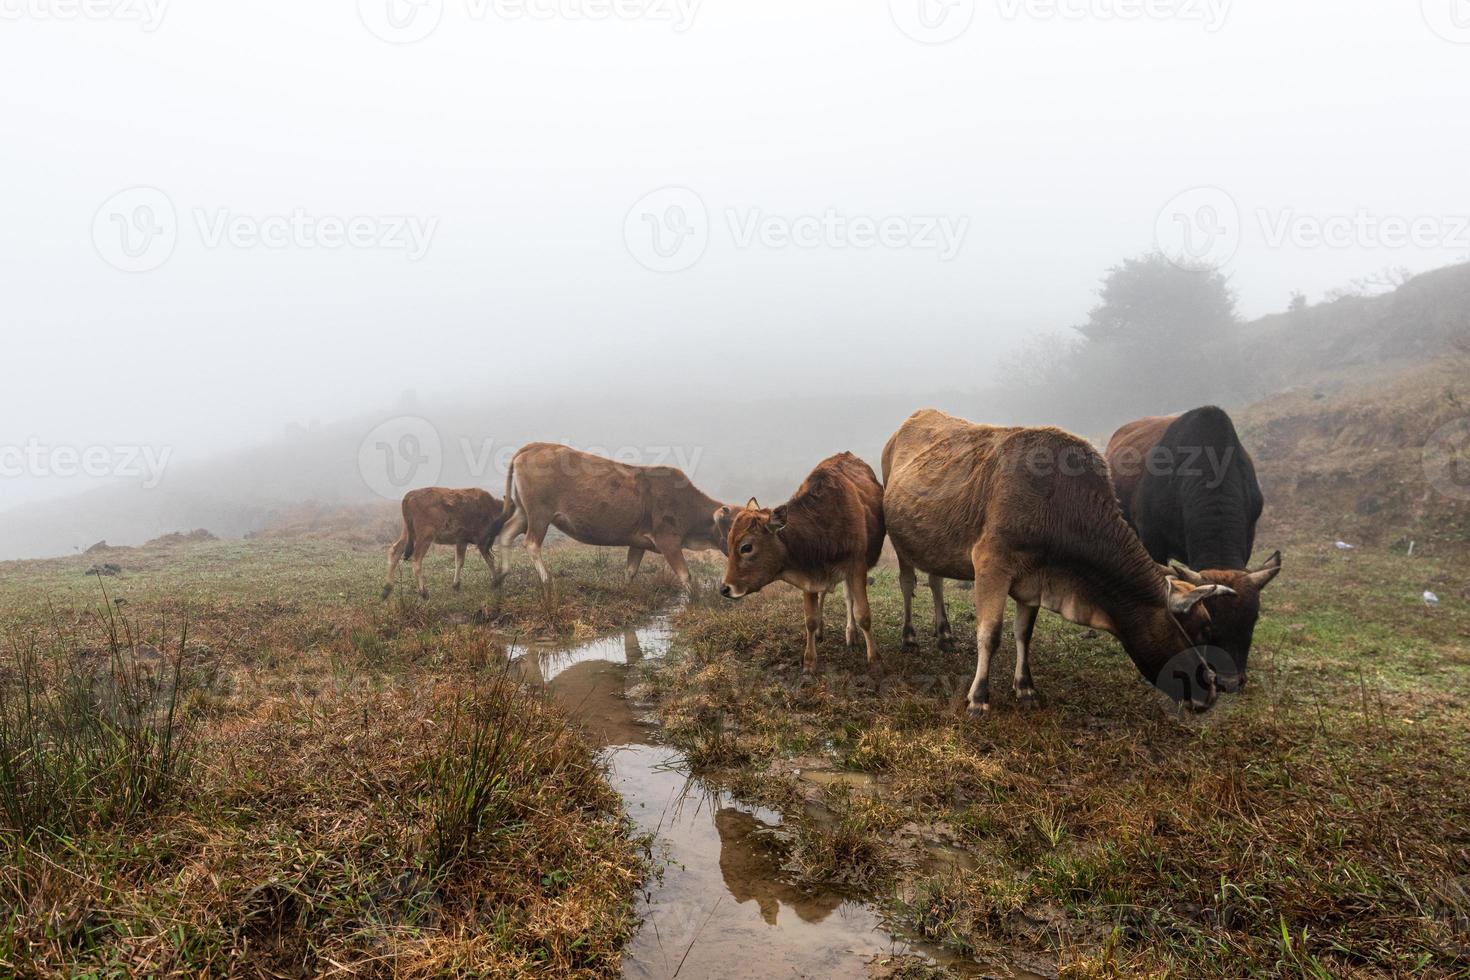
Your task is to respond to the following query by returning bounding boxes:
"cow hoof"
[380,586,392,601]
[901,629,919,650]
[966,702,990,719]
[866,659,885,679]
[419,590,429,600]
[1016,688,1039,710]
[452,582,462,592]
[937,635,957,652]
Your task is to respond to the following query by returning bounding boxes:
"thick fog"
[2,2,1468,554]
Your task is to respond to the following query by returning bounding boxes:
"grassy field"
[0,535,682,977]
[647,528,1470,978]
[3,521,1467,977]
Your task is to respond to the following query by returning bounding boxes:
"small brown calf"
[383,488,507,599]
[718,452,886,675]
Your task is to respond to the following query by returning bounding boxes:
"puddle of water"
[510,615,1045,980]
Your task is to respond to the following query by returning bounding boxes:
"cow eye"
[739,541,754,556]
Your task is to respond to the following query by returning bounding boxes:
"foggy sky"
[2,1,1468,511]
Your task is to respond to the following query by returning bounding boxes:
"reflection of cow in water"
[714,808,843,927]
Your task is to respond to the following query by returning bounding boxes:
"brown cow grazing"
[383,487,507,600]
[717,453,886,676]
[882,410,1234,716]
[491,443,734,598]
[1106,407,1280,684]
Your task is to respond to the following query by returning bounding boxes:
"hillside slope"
[1241,357,1469,552]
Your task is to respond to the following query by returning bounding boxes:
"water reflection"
[510,615,1024,980]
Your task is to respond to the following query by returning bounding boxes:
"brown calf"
[383,487,507,600]
[718,452,886,676]
[882,410,1233,715]
[492,443,733,598]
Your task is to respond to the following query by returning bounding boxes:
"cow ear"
[1169,561,1207,585]
[1169,582,1235,615]
[768,505,788,533]
[745,497,760,511]
[1246,550,1282,590]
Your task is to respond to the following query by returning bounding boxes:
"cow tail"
[481,456,517,550]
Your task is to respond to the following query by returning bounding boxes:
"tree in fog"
[1072,252,1240,415]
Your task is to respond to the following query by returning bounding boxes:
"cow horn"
[1169,583,1235,615]
[1246,550,1283,590]
[745,497,760,510]
[1169,561,1207,585]
[1251,550,1282,573]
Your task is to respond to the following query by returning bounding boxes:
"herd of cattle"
[381,407,1282,716]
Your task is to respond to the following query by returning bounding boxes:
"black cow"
[1105,406,1282,682]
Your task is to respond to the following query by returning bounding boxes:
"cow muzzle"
[719,583,745,600]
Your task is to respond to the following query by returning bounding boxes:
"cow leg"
[966,555,1012,717]
[844,584,857,649]
[626,546,645,582]
[656,539,694,596]
[477,541,495,576]
[930,574,954,649]
[410,534,432,599]
[801,589,822,676]
[452,543,467,590]
[493,507,529,587]
[382,532,409,600]
[1013,601,1040,708]
[849,569,882,675]
[898,558,919,648]
[524,526,553,601]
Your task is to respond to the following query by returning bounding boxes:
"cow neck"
[1082,521,1189,683]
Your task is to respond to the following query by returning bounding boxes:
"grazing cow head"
[1168,551,1282,683]
[712,505,737,556]
[718,498,788,599]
